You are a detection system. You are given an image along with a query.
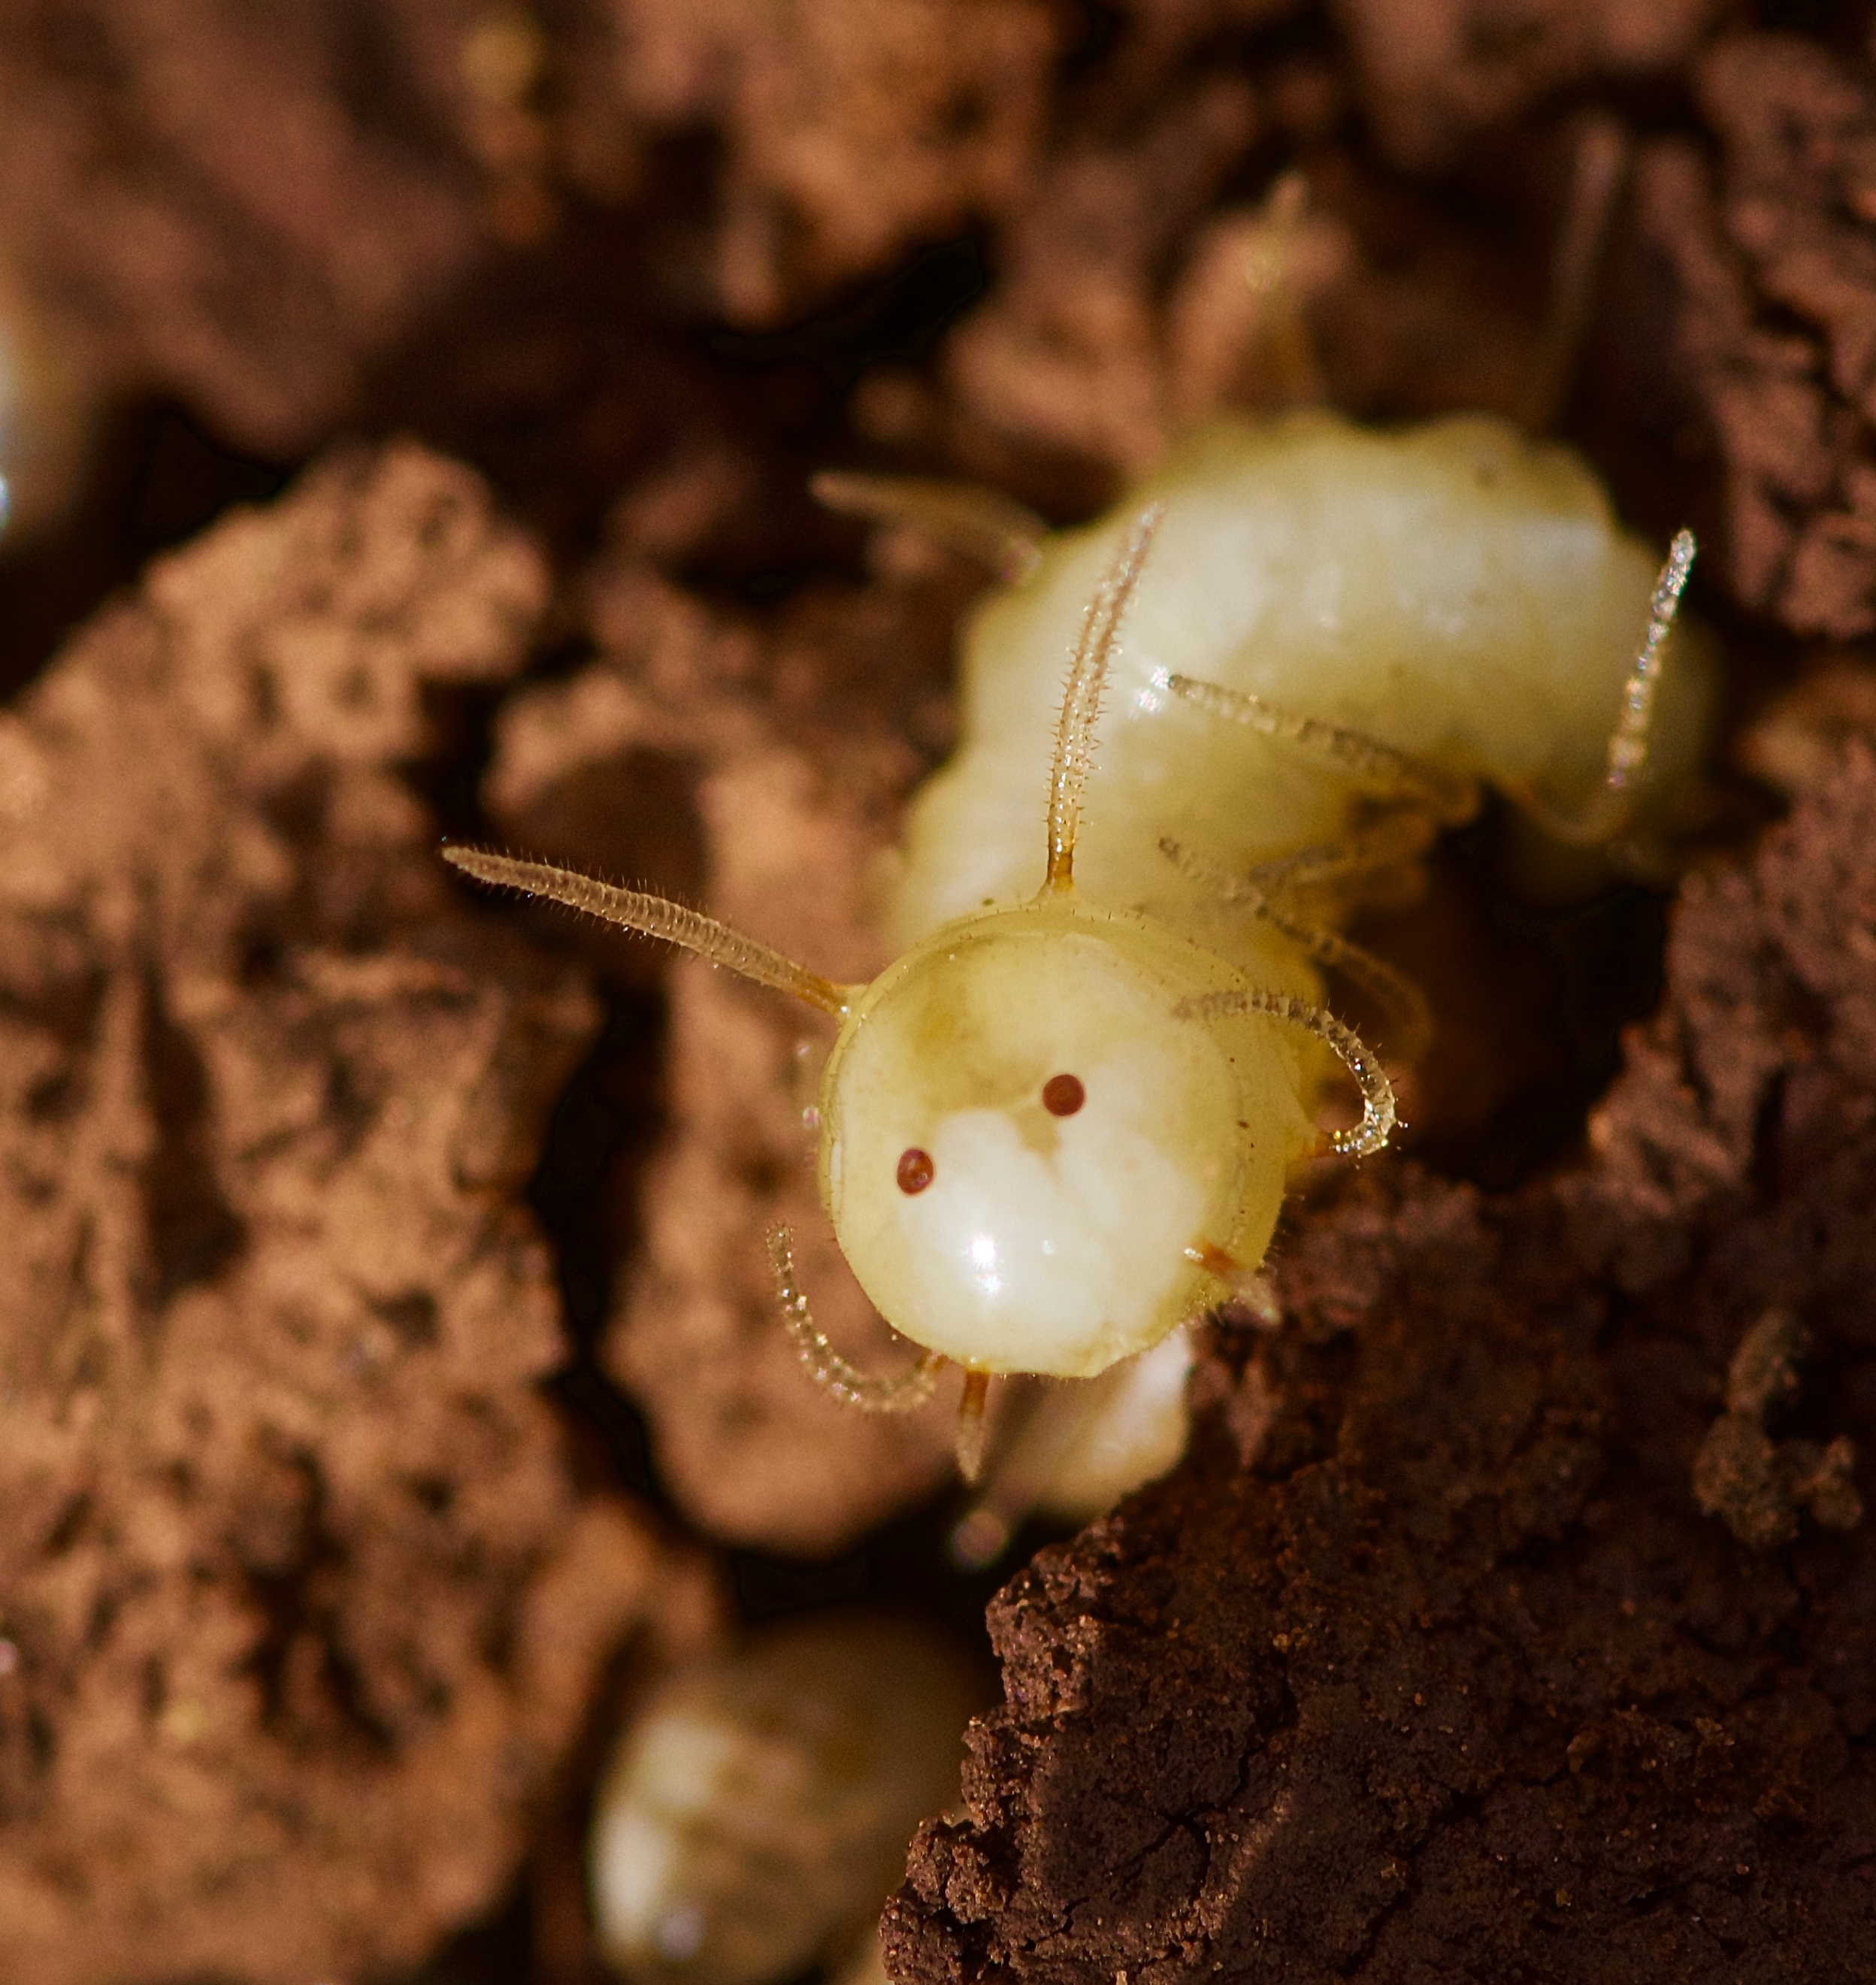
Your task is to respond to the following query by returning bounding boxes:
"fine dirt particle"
[0,2,507,457]
[886,741,1876,1983]
[1693,1310,1864,1550]
[558,0,1061,325]
[0,441,698,1985]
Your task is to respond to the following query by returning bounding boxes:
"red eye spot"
[897,1148,935,1194]
[1042,1073,1085,1118]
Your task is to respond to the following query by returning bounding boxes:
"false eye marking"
[1041,1073,1086,1118]
[897,1147,936,1194]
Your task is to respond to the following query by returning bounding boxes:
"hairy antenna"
[1605,528,1697,795]
[1517,527,1697,845]
[443,846,852,1016]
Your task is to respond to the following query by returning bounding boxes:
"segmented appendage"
[1046,502,1164,891]
[1164,674,1478,825]
[767,1226,945,1412]
[1158,834,1433,1066]
[443,845,852,1015]
[1607,528,1698,794]
[810,469,1047,582]
[1176,987,1396,1157]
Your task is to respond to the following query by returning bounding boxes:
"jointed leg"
[810,470,1047,582]
[1160,835,1432,1065]
[1175,987,1396,1156]
[1241,169,1327,408]
[1521,113,1632,434]
[1166,673,1478,825]
[1242,808,1438,900]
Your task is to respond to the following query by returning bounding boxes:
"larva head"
[815,897,1309,1378]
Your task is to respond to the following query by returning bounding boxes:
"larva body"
[816,885,1305,1378]
[814,410,1702,1381]
[588,1616,979,1985]
[446,407,1699,1448]
[894,409,1699,946]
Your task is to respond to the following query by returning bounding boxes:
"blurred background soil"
[0,2,1874,1981]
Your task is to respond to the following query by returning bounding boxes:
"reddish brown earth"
[0,440,719,1983]
[886,736,1876,1984]
[0,4,1873,1983]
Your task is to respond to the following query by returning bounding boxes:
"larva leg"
[955,1371,992,1487]
[1182,1240,1283,1324]
[1045,504,1165,891]
[1176,987,1396,1157]
[1240,809,1439,927]
[1241,168,1327,408]
[766,1226,945,1412]
[1521,113,1632,434]
[1511,528,1697,846]
[809,470,1046,582]
[1245,809,1437,895]
[1159,835,1433,1064]
[1165,674,1478,825]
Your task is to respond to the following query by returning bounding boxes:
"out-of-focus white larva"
[587,1614,979,1985]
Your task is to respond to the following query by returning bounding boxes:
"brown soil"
[887,734,1876,1984]
[0,4,1872,1982]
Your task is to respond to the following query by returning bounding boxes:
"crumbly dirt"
[1598,30,1876,639]
[2,5,1876,1983]
[480,547,976,1554]
[885,740,1876,1984]
[0,441,716,1985]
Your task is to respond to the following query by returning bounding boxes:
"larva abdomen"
[891,410,1709,952]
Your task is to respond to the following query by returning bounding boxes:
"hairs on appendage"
[1046,504,1165,892]
[1159,835,1433,1064]
[1242,809,1439,897]
[443,845,853,1016]
[1516,528,1696,845]
[1176,985,1396,1156]
[767,1227,946,1412]
[1166,674,1478,825]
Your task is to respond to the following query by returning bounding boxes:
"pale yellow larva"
[588,1615,980,1985]
[445,410,1701,1481]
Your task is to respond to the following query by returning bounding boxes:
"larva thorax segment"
[813,893,1314,1379]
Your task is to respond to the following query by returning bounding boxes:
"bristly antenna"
[1045,503,1164,893]
[443,846,853,1017]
